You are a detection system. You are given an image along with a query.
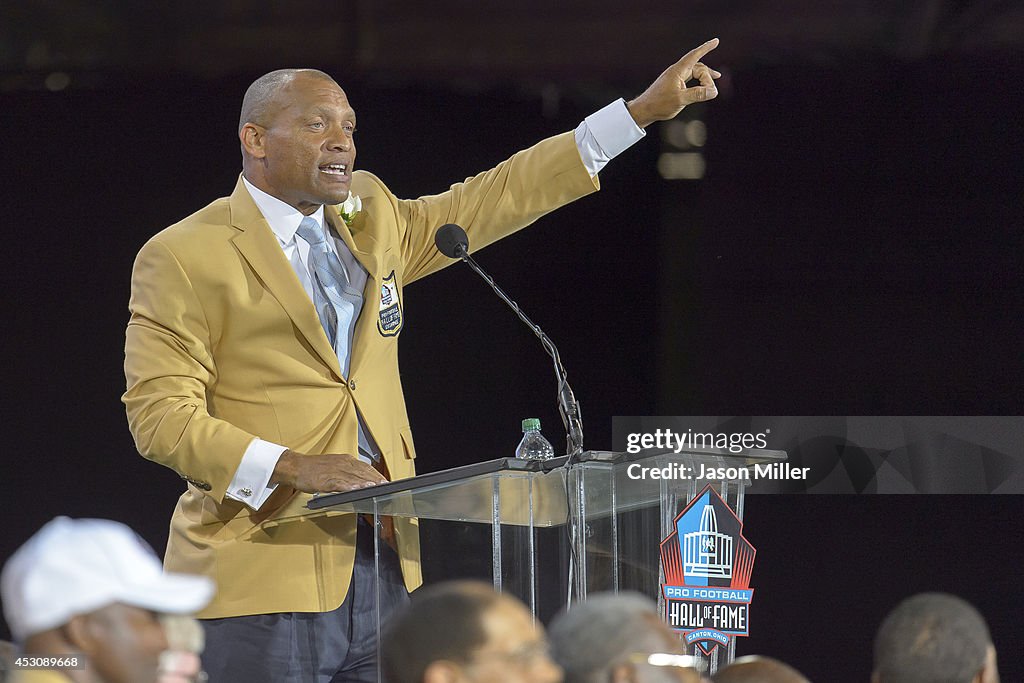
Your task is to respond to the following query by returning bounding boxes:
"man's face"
[459,596,562,683]
[84,603,169,683]
[247,72,357,214]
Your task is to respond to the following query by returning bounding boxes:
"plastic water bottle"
[515,418,555,461]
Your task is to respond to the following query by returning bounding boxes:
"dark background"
[1,2,1021,681]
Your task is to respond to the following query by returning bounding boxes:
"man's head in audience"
[712,656,809,683]
[872,592,999,683]
[382,580,561,683]
[548,592,703,683]
[1,517,214,683]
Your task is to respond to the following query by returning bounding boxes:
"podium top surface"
[302,447,786,525]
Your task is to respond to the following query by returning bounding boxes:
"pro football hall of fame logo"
[660,484,756,655]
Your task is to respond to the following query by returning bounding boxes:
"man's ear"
[62,614,99,655]
[240,123,268,159]
[423,660,463,683]
[977,644,999,683]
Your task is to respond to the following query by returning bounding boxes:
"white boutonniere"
[339,194,362,226]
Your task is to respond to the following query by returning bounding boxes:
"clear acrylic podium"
[305,446,785,676]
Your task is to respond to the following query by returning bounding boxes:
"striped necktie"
[296,216,361,376]
[295,217,380,462]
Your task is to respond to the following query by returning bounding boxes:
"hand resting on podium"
[271,450,388,493]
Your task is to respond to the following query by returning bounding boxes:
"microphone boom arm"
[455,243,584,458]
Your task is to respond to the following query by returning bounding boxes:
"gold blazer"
[123,131,599,618]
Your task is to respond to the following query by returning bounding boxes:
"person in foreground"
[123,38,721,683]
[547,592,705,683]
[872,593,999,683]
[0,517,213,683]
[381,581,560,683]
[712,656,809,683]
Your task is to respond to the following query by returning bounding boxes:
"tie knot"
[296,216,327,247]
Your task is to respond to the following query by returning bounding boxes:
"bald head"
[239,68,339,133]
[382,581,499,683]
[713,656,810,683]
[873,593,998,683]
[382,580,561,683]
[549,592,701,683]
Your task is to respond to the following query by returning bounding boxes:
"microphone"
[434,223,584,459]
[434,223,469,259]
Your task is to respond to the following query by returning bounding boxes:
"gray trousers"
[200,519,409,683]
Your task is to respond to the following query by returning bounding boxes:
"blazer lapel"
[227,178,343,379]
[325,203,385,379]
[325,204,380,282]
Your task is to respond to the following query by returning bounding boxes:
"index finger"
[677,38,720,69]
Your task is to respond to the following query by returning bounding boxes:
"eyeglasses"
[626,652,708,674]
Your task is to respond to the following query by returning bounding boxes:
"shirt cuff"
[574,98,646,177]
[226,438,287,510]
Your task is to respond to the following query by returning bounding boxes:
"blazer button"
[349,379,357,390]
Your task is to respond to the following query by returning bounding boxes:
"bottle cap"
[521,418,541,432]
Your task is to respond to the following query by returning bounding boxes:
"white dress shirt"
[226,98,645,509]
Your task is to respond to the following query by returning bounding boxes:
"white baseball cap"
[1,517,215,641]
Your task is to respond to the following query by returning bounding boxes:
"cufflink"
[240,487,253,497]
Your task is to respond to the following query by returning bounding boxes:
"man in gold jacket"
[124,40,720,683]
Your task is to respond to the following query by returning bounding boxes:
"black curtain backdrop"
[2,52,1021,681]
